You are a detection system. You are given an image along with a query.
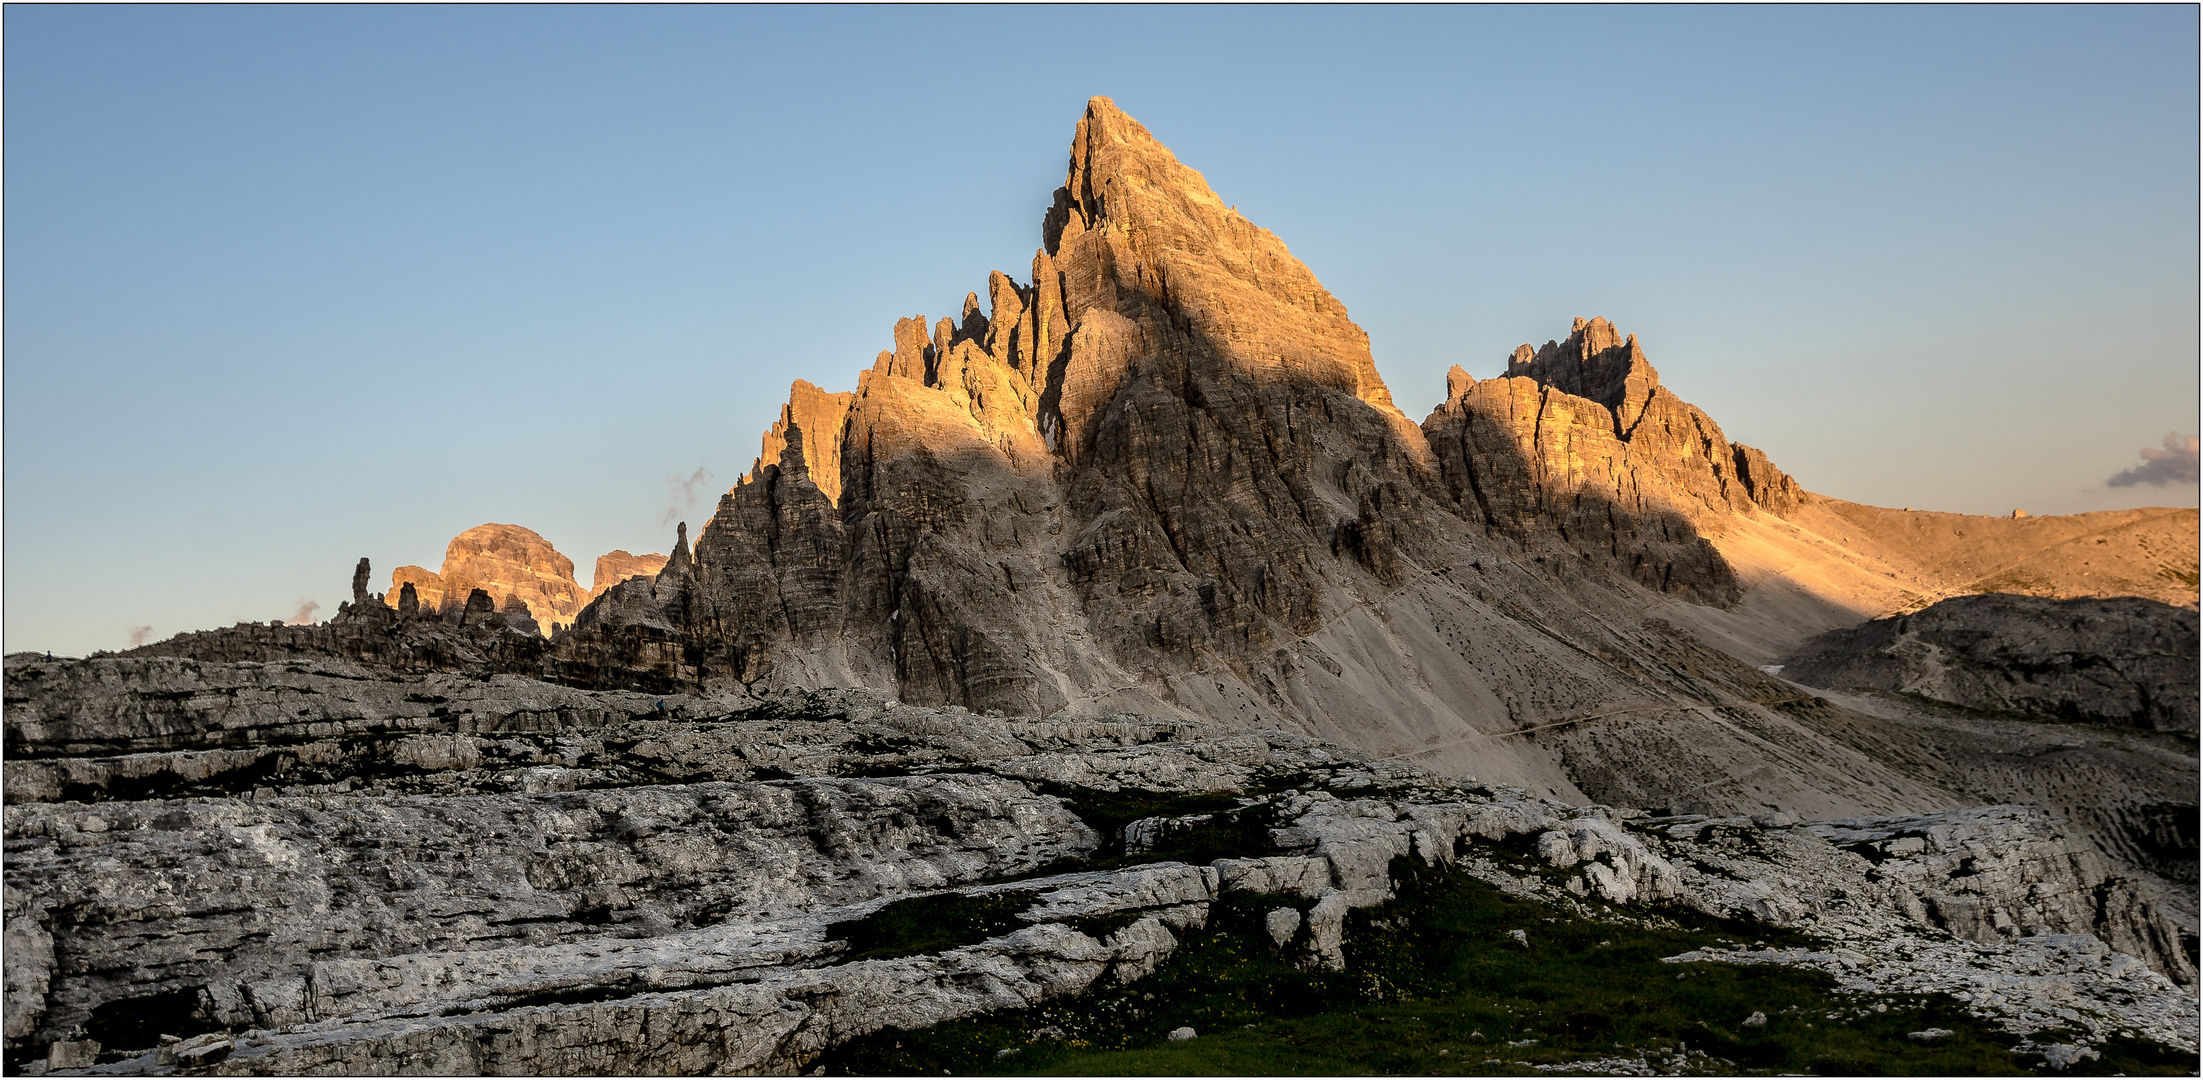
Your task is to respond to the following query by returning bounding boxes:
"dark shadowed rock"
[1781,593,2199,732]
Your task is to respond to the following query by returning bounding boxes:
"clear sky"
[6,5,2198,657]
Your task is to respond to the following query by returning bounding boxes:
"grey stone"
[45,1040,97,1070]
[2041,1043,2101,1071]
[1782,594,2198,733]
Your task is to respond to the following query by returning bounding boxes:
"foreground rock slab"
[5,681,2193,1075]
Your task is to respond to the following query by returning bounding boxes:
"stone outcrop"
[4,675,2193,1074]
[1780,594,2199,732]
[386,565,446,614]
[383,525,589,637]
[95,561,551,698]
[588,551,666,599]
[579,95,1452,716]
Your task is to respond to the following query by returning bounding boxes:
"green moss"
[820,860,2195,1076]
[824,891,1041,964]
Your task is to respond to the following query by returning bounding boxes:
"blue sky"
[6,5,2197,656]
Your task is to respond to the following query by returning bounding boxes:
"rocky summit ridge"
[5,97,2197,1076]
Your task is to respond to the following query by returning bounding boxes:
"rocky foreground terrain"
[4,665,2196,1075]
[5,97,2197,1075]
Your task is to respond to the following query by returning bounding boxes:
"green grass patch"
[821,860,2195,1076]
[825,891,1041,964]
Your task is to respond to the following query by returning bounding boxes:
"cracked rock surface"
[5,675,2193,1075]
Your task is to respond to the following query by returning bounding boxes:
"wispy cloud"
[127,625,154,648]
[661,466,713,526]
[287,599,321,626]
[2107,432,2200,488]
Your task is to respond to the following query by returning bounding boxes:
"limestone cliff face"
[386,565,446,614]
[1496,316,1797,523]
[13,104,2198,1074]
[383,525,588,636]
[1035,99,1450,676]
[1036,98,1424,462]
[589,550,667,599]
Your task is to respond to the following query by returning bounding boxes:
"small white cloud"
[2107,432,2200,488]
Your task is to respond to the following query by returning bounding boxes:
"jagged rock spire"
[744,380,854,506]
[1037,97,1416,462]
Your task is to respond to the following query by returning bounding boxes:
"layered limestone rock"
[12,94,2198,1079]
[102,561,552,698]
[1418,318,1811,605]
[387,565,446,613]
[588,550,666,599]
[4,676,2193,1074]
[383,525,589,637]
[578,96,1456,718]
[1779,594,2200,732]
[434,525,587,635]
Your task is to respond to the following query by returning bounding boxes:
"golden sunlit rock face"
[560,98,1845,796]
[384,524,591,636]
[743,380,855,507]
[590,550,667,599]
